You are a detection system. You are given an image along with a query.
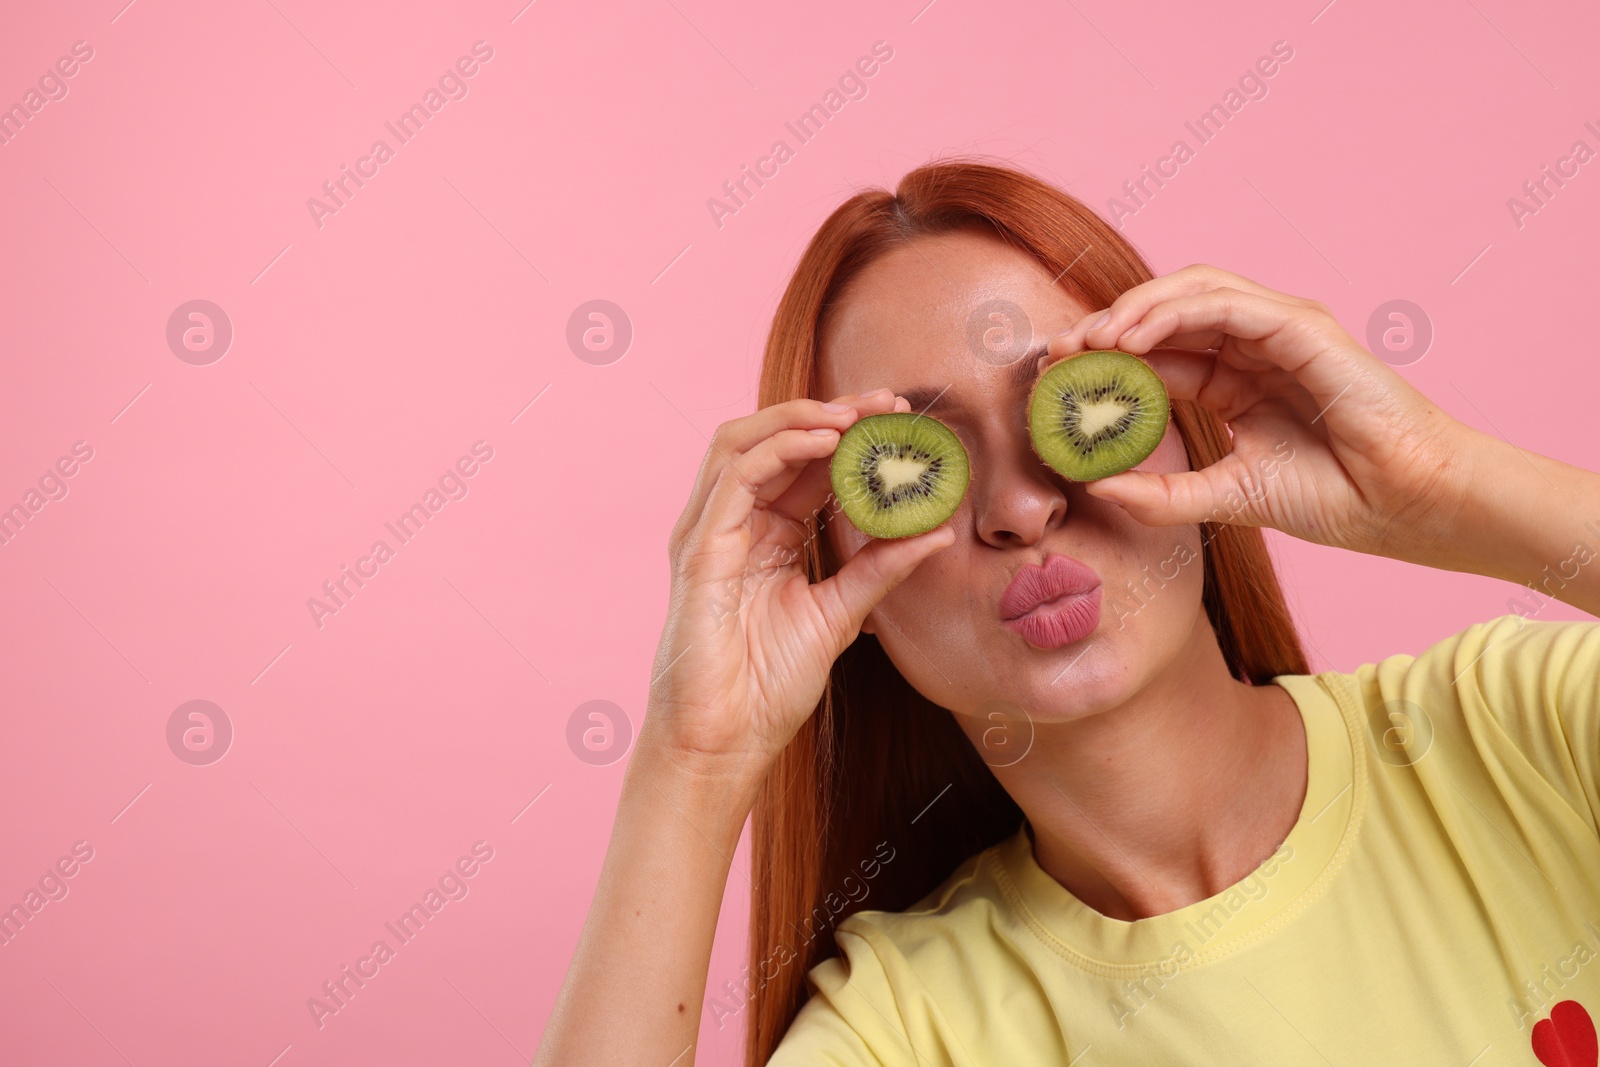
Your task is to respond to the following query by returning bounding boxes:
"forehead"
[817,226,1091,398]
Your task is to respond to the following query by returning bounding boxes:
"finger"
[1049,264,1326,356]
[1137,347,1213,402]
[765,394,914,527]
[718,392,872,454]
[1094,289,1369,419]
[1083,455,1268,528]
[681,396,860,525]
[809,524,956,648]
[697,427,850,543]
[1084,265,1327,351]
[1139,347,1300,421]
[675,390,899,547]
[1045,307,1238,366]
[1036,342,1282,420]
[1045,307,1117,360]
[1048,318,1226,362]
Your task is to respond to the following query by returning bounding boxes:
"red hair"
[745,158,1308,1065]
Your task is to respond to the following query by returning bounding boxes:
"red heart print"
[1533,1001,1598,1067]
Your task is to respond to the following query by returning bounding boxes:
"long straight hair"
[745,158,1309,1065]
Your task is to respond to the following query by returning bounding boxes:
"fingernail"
[868,387,893,398]
[809,427,838,436]
[822,401,850,412]
[1092,311,1111,330]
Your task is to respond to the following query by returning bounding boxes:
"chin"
[991,633,1134,721]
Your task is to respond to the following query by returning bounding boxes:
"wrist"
[622,729,771,851]
[1448,429,1600,600]
[1430,426,1522,577]
[1362,418,1487,575]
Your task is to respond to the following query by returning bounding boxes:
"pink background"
[1,0,1596,1063]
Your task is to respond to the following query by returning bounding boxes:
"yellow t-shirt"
[768,614,1600,1065]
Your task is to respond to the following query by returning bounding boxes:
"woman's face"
[818,226,1210,730]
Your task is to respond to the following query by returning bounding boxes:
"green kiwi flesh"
[1028,350,1170,481]
[829,412,970,539]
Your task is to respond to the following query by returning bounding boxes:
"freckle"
[678,1003,686,1013]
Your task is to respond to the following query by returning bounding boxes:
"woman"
[534,160,1600,1065]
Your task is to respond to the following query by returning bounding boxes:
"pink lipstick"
[999,553,1103,649]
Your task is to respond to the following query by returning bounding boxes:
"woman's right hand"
[644,388,956,779]
[534,392,956,1067]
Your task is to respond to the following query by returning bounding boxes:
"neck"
[960,608,1307,921]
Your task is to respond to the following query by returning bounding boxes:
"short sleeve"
[765,922,929,1067]
[1374,613,1600,832]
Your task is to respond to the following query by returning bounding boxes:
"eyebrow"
[896,342,1049,418]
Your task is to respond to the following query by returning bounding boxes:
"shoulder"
[1346,613,1600,739]
[1354,612,1600,691]
[1334,613,1600,830]
[832,828,1019,965]
[767,833,1025,1065]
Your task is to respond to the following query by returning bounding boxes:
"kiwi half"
[829,412,970,539]
[1028,350,1169,481]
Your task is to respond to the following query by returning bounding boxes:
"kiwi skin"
[1027,350,1170,482]
[828,412,971,539]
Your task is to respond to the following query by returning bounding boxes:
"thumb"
[1085,465,1249,527]
[814,525,956,645]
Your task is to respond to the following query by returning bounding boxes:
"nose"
[974,430,1069,548]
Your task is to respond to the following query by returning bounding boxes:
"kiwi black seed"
[1027,350,1170,481]
[829,412,970,539]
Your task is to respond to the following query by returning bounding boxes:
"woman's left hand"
[1046,264,1479,569]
